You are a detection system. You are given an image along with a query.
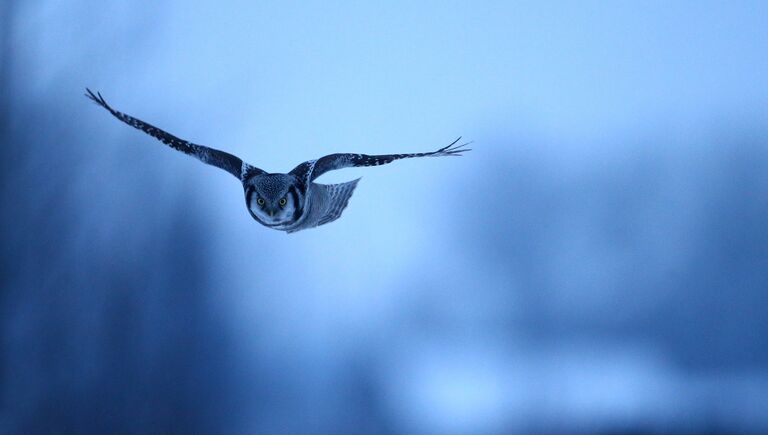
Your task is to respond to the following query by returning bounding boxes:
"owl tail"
[315,178,361,226]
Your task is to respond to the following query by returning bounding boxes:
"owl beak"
[267,210,274,217]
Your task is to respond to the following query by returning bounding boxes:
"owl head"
[244,173,300,226]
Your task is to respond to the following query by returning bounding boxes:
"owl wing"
[286,178,360,233]
[288,137,471,183]
[85,89,264,180]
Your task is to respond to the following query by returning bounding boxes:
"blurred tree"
[0,1,15,424]
[0,3,242,432]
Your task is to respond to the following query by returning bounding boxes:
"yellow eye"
[257,198,265,206]
[279,198,287,207]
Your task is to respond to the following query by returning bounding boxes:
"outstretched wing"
[289,137,471,182]
[85,88,263,180]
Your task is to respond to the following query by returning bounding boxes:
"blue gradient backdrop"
[1,1,767,433]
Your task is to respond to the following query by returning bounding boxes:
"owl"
[85,89,471,232]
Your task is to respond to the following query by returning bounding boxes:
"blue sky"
[5,1,768,432]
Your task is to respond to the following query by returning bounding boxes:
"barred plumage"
[85,88,471,232]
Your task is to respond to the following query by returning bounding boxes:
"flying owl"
[85,89,471,233]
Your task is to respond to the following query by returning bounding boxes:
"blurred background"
[2,1,767,433]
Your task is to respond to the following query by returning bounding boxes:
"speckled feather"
[86,88,471,232]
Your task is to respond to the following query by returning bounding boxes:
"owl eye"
[279,198,287,207]
[257,198,265,206]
